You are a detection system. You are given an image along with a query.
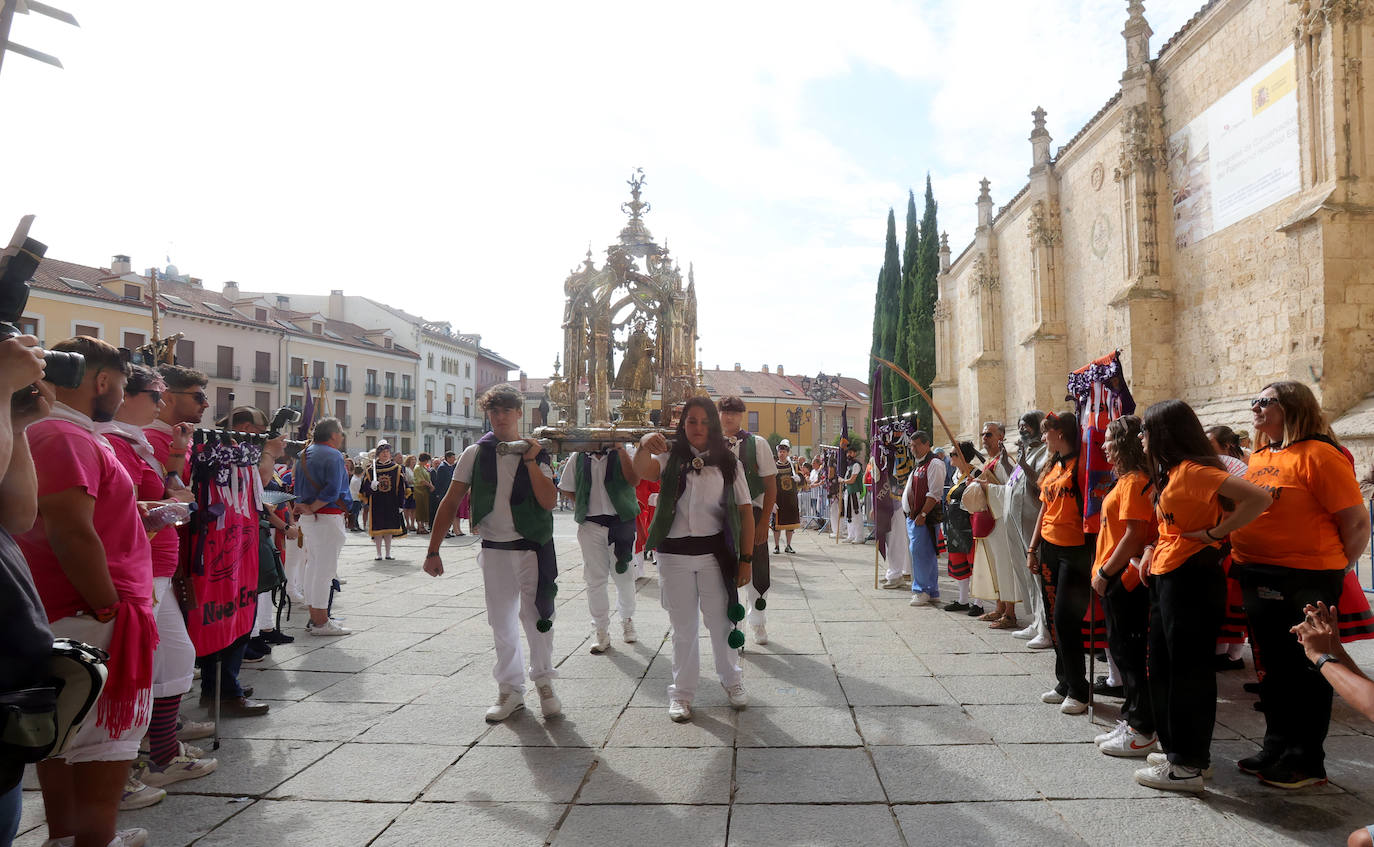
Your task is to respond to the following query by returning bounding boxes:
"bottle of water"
[143,502,193,532]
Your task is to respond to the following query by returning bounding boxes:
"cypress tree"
[868,216,894,410]
[908,174,940,428]
[890,190,919,415]
[878,208,901,415]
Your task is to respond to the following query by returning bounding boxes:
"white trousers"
[480,546,556,691]
[746,580,766,627]
[577,522,637,631]
[884,518,912,582]
[829,500,841,536]
[657,551,742,703]
[151,577,194,700]
[50,615,151,763]
[284,531,309,602]
[252,590,274,636]
[1010,553,1048,636]
[845,507,864,542]
[298,513,347,609]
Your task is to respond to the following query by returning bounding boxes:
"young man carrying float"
[424,386,561,722]
[634,397,755,722]
[557,441,640,653]
[716,396,776,646]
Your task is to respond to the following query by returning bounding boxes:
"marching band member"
[635,397,755,722]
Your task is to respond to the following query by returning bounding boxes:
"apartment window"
[122,331,146,349]
[335,364,348,391]
[463,397,471,418]
[385,372,395,390]
[217,346,235,380]
[465,363,471,378]
[255,391,271,412]
[175,339,194,365]
[748,412,759,432]
[427,353,434,369]
[424,434,434,454]
[366,436,376,450]
[255,308,268,322]
[425,389,433,413]
[445,396,453,416]
[215,387,233,420]
[289,394,303,410]
[312,322,323,335]
[255,351,272,383]
[18,317,38,336]
[74,323,100,338]
[335,399,346,419]
[122,283,142,300]
[400,437,411,454]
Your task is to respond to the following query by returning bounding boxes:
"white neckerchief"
[145,419,175,437]
[96,420,166,478]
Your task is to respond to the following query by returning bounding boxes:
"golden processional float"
[519,170,702,455]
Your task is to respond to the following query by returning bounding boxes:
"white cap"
[778,439,791,449]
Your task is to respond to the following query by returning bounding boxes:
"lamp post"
[800,372,840,453]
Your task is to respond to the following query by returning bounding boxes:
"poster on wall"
[1168,48,1299,249]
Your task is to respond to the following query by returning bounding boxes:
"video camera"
[0,216,86,393]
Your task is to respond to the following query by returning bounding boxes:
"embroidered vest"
[731,432,765,501]
[573,451,639,523]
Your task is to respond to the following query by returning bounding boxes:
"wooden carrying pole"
[871,356,958,447]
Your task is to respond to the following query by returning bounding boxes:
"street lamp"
[800,372,840,452]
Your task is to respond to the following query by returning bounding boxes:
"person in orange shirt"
[1131,400,1271,794]
[1025,412,1095,714]
[1229,381,1370,790]
[1089,415,1157,758]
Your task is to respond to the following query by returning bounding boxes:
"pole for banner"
[873,535,880,589]
[872,356,958,448]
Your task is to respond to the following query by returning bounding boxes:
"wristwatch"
[425,551,441,559]
[1315,653,1339,671]
[739,553,753,565]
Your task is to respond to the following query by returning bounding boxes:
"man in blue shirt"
[293,417,352,636]
[431,451,457,537]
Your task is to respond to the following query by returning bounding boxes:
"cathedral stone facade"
[933,0,1374,465]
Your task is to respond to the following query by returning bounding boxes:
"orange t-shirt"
[1039,454,1086,547]
[1151,460,1231,575]
[1093,470,1157,591]
[1231,440,1363,570]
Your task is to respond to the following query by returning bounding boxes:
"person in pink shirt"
[16,336,158,847]
[101,365,217,797]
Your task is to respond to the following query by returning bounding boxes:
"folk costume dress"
[558,450,639,636]
[362,459,409,538]
[985,441,1051,640]
[646,448,752,705]
[772,458,802,532]
[968,454,1015,607]
[728,431,777,628]
[455,434,558,693]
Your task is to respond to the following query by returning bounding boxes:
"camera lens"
[42,350,86,389]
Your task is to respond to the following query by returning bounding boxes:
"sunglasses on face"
[1251,397,1280,411]
[136,390,163,404]
[169,390,209,404]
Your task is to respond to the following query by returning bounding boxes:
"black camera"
[0,216,86,390]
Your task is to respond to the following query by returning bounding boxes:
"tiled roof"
[1157,0,1223,57]
[28,256,418,359]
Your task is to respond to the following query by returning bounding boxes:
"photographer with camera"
[0,334,57,846]
[16,336,158,847]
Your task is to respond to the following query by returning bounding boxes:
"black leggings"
[1040,539,1095,703]
[1234,562,1344,773]
[1148,548,1225,770]
[1103,578,1153,735]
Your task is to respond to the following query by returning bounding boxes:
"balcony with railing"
[383,386,400,399]
[400,387,415,401]
[313,376,330,391]
[198,361,241,381]
[364,382,381,396]
[337,414,351,427]
[383,417,400,431]
[252,369,277,385]
[288,373,305,387]
[335,378,352,393]
[399,418,413,433]
[364,416,381,429]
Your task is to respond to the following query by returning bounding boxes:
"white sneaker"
[485,689,526,722]
[177,718,215,741]
[1060,697,1088,715]
[118,776,165,811]
[182,742,207,759]
[723,681,749,710]
[1134,761,1205,794]
[622,618,638,643]
[42,829,149,847]
[753,625,768,645]
[1095,720,1128,745]
[1100,726,1158,758]
[537,683,562,718]
[1040,689,1066,704]
[668,699,693,722]
[589,629,611,654]
[1026,633,1054,650]
[1146,752,1214,779]
[1011,624,1037,640]
[138,752,219,787]
[306,618,351,636]
[909,592,932,606]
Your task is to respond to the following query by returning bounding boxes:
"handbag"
[0,639,107,763]
[258,520,286,594]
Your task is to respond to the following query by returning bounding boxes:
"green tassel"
[615,562,628,574]
[536,618,552,633]
[754,597,767,611]
[727,603,746,623]
[727,628,745,649]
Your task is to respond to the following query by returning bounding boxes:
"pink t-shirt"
[17,420,153,621]
[107,435,180,579]
[144,424,191,485]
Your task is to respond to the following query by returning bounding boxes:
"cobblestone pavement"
[18,512,1374,845]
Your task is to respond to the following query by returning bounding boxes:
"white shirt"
[656,451,752,539]
[557,451,619,518]
[729,434,777,508]
[348,475,363,500]
[901,454,947,516]
[454,443,554,542]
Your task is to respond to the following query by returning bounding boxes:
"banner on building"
[1168,48,1299,249]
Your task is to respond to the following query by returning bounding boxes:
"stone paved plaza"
[16,513,1374,846]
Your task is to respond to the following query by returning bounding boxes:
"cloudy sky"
[2,0,1199,382]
